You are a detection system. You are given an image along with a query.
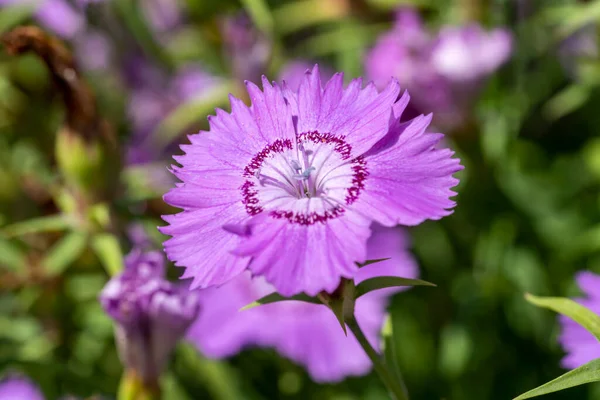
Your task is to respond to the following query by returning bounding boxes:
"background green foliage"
[1,0,600,399]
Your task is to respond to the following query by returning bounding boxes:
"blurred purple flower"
[0,0,86,39]
[125,60,220,166]
[220,12,272,82]
[100,248,200,385]
[279,60,334,91]
[161,65,461,296]
[142,0,184,35]
[558,271,600,369]
[558,25,598,79]
[365,8,512,130]
[188,224,418,382]
[0,376,44,400]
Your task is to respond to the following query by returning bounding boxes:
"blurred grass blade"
[513,358,600,399]
[114,0,173,68]
[355,277,437,298]
[1,214,71,238]
[381,314,409,398]
[150,84,233,149]
[91,233,124,276]
[240,292,320,311]
[525,293,600,341]
[356,258,390,268]
[240,0,274,35]
[176,343,247,400]
[42,231,88,276]
[0,237,26,271]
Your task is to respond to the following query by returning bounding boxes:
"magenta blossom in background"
[365,9,512,130]
[558,271,600,369]
[100,248,200,385]
[125,61,221,165]
[0,376,44,400]
[0,0,84,39]
[220,12,272,83]
[279,61,334,92]
[188,224,418,382]
[161,65,461,297]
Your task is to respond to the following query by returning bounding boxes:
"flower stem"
[346,317,409,400]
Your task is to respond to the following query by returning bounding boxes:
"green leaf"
[0,237,26,271]
[91,233,124,276]
[240,292,321,311]
[525,293,600,341]
[42,231,88,276]
[1,214,71,238]
[356,258,391,268]
[355,276,437,298]
[240,0,274,35]
[513,358,600,399]
[381,313,409,398]
[0,5,35,34]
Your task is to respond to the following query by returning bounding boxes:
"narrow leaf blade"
[1,214,71,238]
[356,258,391,268]
[525,293,600,341]
[355,276,437,298]
[91,233,124,276]
[513,358,600,399]
[42,231,88,276]
[240,292,320,311]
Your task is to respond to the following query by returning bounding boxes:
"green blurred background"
[1,0,600,399]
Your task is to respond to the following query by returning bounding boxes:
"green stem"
[347,318,409,400]
[117,370,161,400]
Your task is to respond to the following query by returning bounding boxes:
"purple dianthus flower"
[0,376,44,400]
[100,248,200,385]
[365,9,512,130]
[188,224,418,382]
[161,65,461,296]
[558,271,600,369]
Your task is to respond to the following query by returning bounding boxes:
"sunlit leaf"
[513,358,600,399]
[240,292,320,311]
[355,276,437,298]
[91,233,124,276]
[525,293,600,341]
[42,231,88,276]
[0,236,26,271]
[1,214,71,238]
[356,258,390,268]
[381,313,408,396]
[241,0,273,34]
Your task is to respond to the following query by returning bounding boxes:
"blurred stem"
[347,317,409,400]
[117,370,161,400]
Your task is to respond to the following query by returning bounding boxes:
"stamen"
[293,166,315,181]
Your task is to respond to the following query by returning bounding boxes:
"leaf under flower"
[513,358,600,399]
[355,276,436,299]
[240,292,321,311]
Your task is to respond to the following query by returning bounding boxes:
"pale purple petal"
[354,109,462,226]
[0,376,44,400]
[35,0,85,39]
[231,209,372,297]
